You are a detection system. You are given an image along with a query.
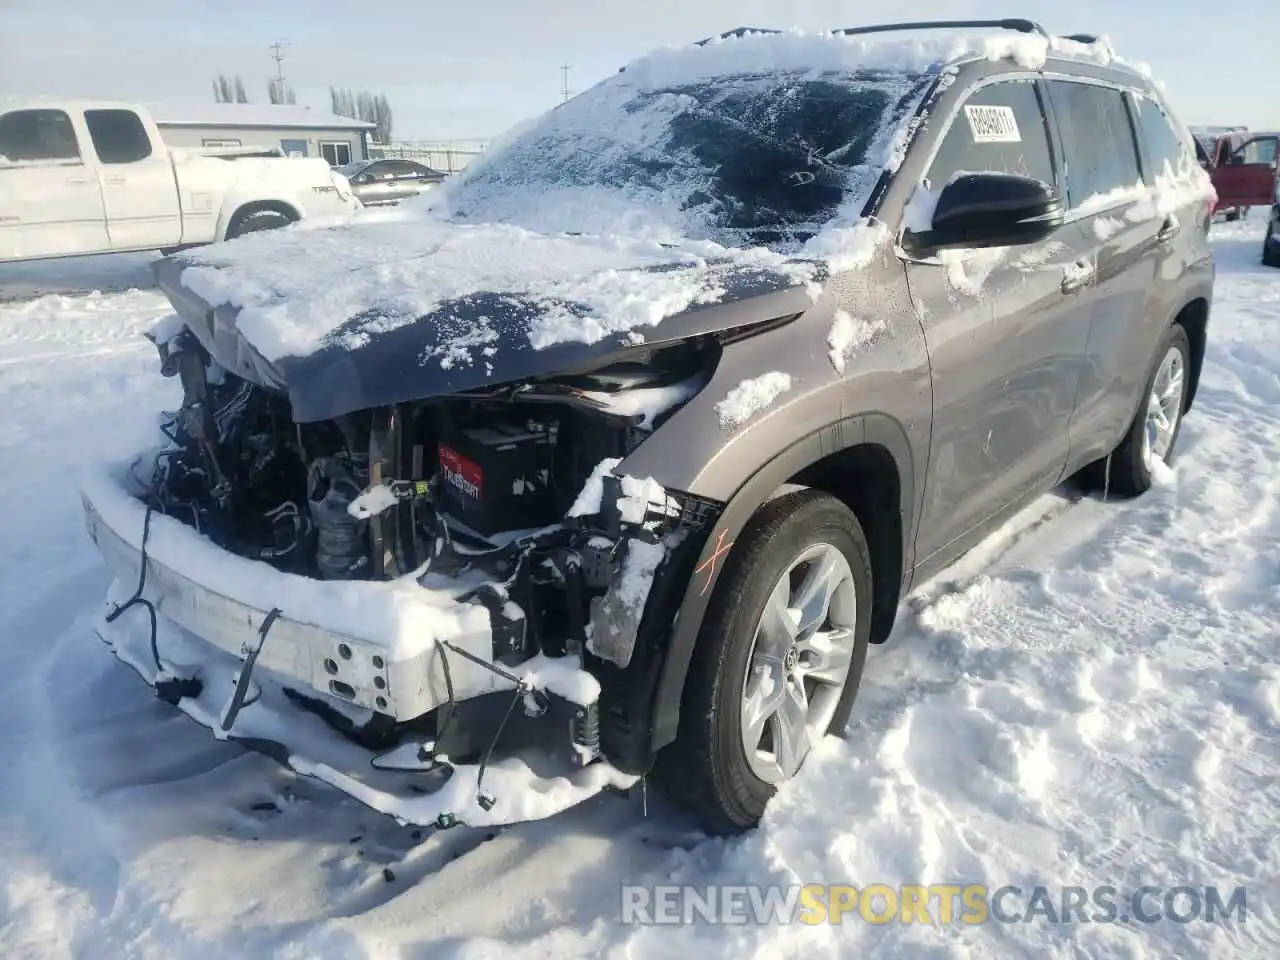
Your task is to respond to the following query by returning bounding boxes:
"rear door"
[352,161,402,204]
[905,76,1096,564]
[1213,135,1279,208]
[1044,78,1164,467]
[83,108,181,251]
[0,107,109,260]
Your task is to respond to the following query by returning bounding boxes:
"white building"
[148,103,376,166]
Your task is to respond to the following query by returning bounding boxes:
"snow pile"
[178,222,765,362]
[574,375,704,429]
[567,458,624,518]
[715,372,794,427]
[510,652,602,706]
[346,481,401,520]
[566,457,677,524]
[827,310,885,373]
[1093,216,1125,240]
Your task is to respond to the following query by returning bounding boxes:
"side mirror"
[907,173,1064,251]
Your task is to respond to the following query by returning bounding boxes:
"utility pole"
[559,64,572,103]
[270,39,290,83]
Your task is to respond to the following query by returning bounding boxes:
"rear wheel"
[225,207,295,239]
[1081,324,1191,498]
[653,490,872,833]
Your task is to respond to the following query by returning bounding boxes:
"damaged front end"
[83,319,724,829]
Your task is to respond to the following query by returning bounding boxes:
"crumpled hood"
[158,213,825,421]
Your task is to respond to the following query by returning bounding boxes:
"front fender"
[647,411,916,754]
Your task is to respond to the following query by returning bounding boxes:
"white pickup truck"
[0,101,361,262]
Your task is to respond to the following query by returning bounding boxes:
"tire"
[1224,207,1242,223]
[225,208,294,239]
[1082,324,1191,498]
[652,489,872,834]
[1263,225,1280,268]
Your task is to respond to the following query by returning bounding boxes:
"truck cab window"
[84,109,153,164]
[0,109,81,163]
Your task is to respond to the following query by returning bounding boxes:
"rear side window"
[84,109,153,164]
[925,80,1056,189]
[0,109,80,163]
[1045,80,1141,206]
[1133,96,1195,184]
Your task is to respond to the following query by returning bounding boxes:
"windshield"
[441,68,933,251]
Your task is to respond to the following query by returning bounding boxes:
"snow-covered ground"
[1,222,1277,958]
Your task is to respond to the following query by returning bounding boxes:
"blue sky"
[1,0,1275,141]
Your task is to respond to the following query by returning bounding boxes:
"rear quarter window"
[1133,96,1196,184]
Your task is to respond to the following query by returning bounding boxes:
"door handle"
[105,176,126,185]
[1061,260,1094,294]
[1157,217,1180,244]
[65,177,90,185]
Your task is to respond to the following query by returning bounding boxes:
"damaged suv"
[82,20,1215,834]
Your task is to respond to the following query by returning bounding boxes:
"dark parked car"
[82,19,1215,835]
[337,158,446,206]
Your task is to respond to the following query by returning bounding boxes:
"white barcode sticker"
[964,104,1022,143]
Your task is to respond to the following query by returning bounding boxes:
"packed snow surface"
[2,222,1279,958]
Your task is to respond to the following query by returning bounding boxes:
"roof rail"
[1062,33,1099,43]
[832,19,1049,38]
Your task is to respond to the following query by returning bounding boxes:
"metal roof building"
[148,103,376,167]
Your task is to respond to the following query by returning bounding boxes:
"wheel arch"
[1172,296,1209,412]
[648,412,915,753]
[218,199,300,240]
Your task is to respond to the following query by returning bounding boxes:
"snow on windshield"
[438,66,933,250]
[172,29,1132,363]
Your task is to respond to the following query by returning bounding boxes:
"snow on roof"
[614,26,1140,90]
[148,103,375,130]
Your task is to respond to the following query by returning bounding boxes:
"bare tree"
[330,86,393,142]
[213,74,251,103]
[213,75,235,103]
[268,78,297,105]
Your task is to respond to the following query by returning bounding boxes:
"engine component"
[437,418,556,536]
[307,456,371,580]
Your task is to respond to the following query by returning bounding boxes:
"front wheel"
[653,489,872,834]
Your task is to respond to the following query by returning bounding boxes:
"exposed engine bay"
[128,322,721,803]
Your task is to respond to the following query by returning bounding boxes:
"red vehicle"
[1195,130,1279,220]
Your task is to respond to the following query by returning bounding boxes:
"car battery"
[437,420,556,536]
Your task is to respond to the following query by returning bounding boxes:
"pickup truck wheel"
[1079,324,1191,498]
[226,208,295,239]
[652,489,871,834]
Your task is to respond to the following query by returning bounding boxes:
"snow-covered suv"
[81,20,1216,834]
